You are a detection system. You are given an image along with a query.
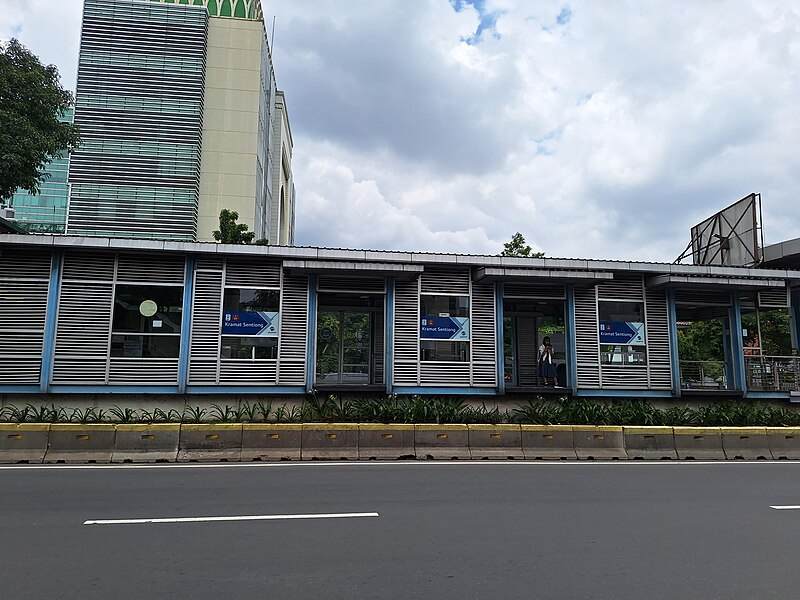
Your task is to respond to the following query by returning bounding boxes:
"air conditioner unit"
[0,207,16,220]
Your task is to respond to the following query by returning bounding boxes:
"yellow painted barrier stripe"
[358,423,414,431]
[467,424,521,432]
[673,427,721,435]
[242,423,304,431]
[302,423,359,431]
[0,424,51,431]
[49,424,116,431]
[115,424,180,432]
[415,424,468,432]
[622,427,674,435]
[180,423,243,432]
[520,425,574,432]
[572,426,623,433]
[719,427,768,435]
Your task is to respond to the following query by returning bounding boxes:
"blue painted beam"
[305,275,318,392]
[566,285,578,395]
[496,282,505,396]
[392,386,498,396]
[729,292,746,393]
[666,288,681,396]
[39,250,63,393]
[385,278,395,395]
[177,256,195,394]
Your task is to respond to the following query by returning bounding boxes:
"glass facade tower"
[9,109,74,233]
[67,0,208,240]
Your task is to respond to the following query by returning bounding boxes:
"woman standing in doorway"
[538,336,559,387]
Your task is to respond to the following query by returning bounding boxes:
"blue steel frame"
[39,249,63,393]
[729,292,746,392]
[666,288,681,396]
[385,278,395,394]
[566,285,578,394]
[496,283,505,395]
[177,256,194,394]
[305,275,318,392]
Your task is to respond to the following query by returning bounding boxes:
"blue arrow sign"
[599,321,645,345]
[420,316,470,340]
[222,311,280,337]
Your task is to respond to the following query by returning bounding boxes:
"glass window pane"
[112,285,183,334]
[420,341,469,362]
[598,301,647,365]
[110,334,180,358]
[220,336,277,360]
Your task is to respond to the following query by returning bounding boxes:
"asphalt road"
[2,461,800,599]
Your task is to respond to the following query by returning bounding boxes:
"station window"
[110,284,183,358]
[598,300,647,365]
[420,294,470,362]
[220,288,280,360]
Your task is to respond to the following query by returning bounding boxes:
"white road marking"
[769,505,800,510]
[3,461,800,471]
[84,512,380,525]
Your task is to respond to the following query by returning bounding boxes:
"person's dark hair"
[543,336,551,345]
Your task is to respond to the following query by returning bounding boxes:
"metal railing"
[745,356,800,393]
[680,361,727,390]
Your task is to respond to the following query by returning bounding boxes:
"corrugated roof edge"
[2,233,800,280]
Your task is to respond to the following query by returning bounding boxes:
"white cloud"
[3,0,799,260]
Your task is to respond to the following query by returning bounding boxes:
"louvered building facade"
[1,235,799,400]
[66,0,293,245]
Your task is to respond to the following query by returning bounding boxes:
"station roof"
[2,233,800,286]
[762,237,800,270]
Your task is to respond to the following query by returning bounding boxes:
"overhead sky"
[2,1,799,260]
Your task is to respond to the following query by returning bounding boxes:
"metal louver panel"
[373,316,385,385]
[504,283,566,299]
[277,275,308,386]
[220,360,277,385]
[674,289,731,306]
[52,282,113,383]
[318,276,386,293]
[758,288,790,309]
[188,270,222,384]
[471,282,497,386]
[0,247,51,280]
[0,283,48,329]
[421,363,470,386]
[574,286,600,388]
[109,359,179,384]
[393,279,419,386]
[598,274,644,300]
[225,258,281,288]
[420,267,470,295]
[516,316,539,385]
[196,257,223,271]
[645,289,672,390]
[117,253,185,284]
[62,251,115,281]
[599,366,649,388]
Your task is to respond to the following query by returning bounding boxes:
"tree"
[500,232,545,257]
[0,39,80,201]
[213,209,255,244]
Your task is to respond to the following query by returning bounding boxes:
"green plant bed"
[2,396,800,426]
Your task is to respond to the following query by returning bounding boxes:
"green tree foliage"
[742,309,792,356]
[678,319,724,361]
[213,209,255,244]
[501,232,545,258]
[0,39,80,201]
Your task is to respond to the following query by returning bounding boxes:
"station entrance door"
[315,293,384,387]
[503,299,567,388]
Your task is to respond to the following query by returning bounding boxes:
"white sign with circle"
[139,300,158,318]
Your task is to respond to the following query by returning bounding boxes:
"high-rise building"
[8,108,74,233]
[271,90,294,246]
[66,0,293,244]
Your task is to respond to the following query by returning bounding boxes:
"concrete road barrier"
[573,426,627,460]
[45,424,116,463]
[241,424,302,461]
[623,426,677,460]
[521,425,577,459]
[358,424,414,460]
[0,423,50,464]
[112,424,179,463]
[767,427,800,460]
[673,427,725,460]
[721,427,771,460]
[414,424,470,459]
[467,424,523,459]
[178,423,243,462]
[302,423,358,460]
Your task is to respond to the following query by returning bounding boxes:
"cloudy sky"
[2,0,799,260]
